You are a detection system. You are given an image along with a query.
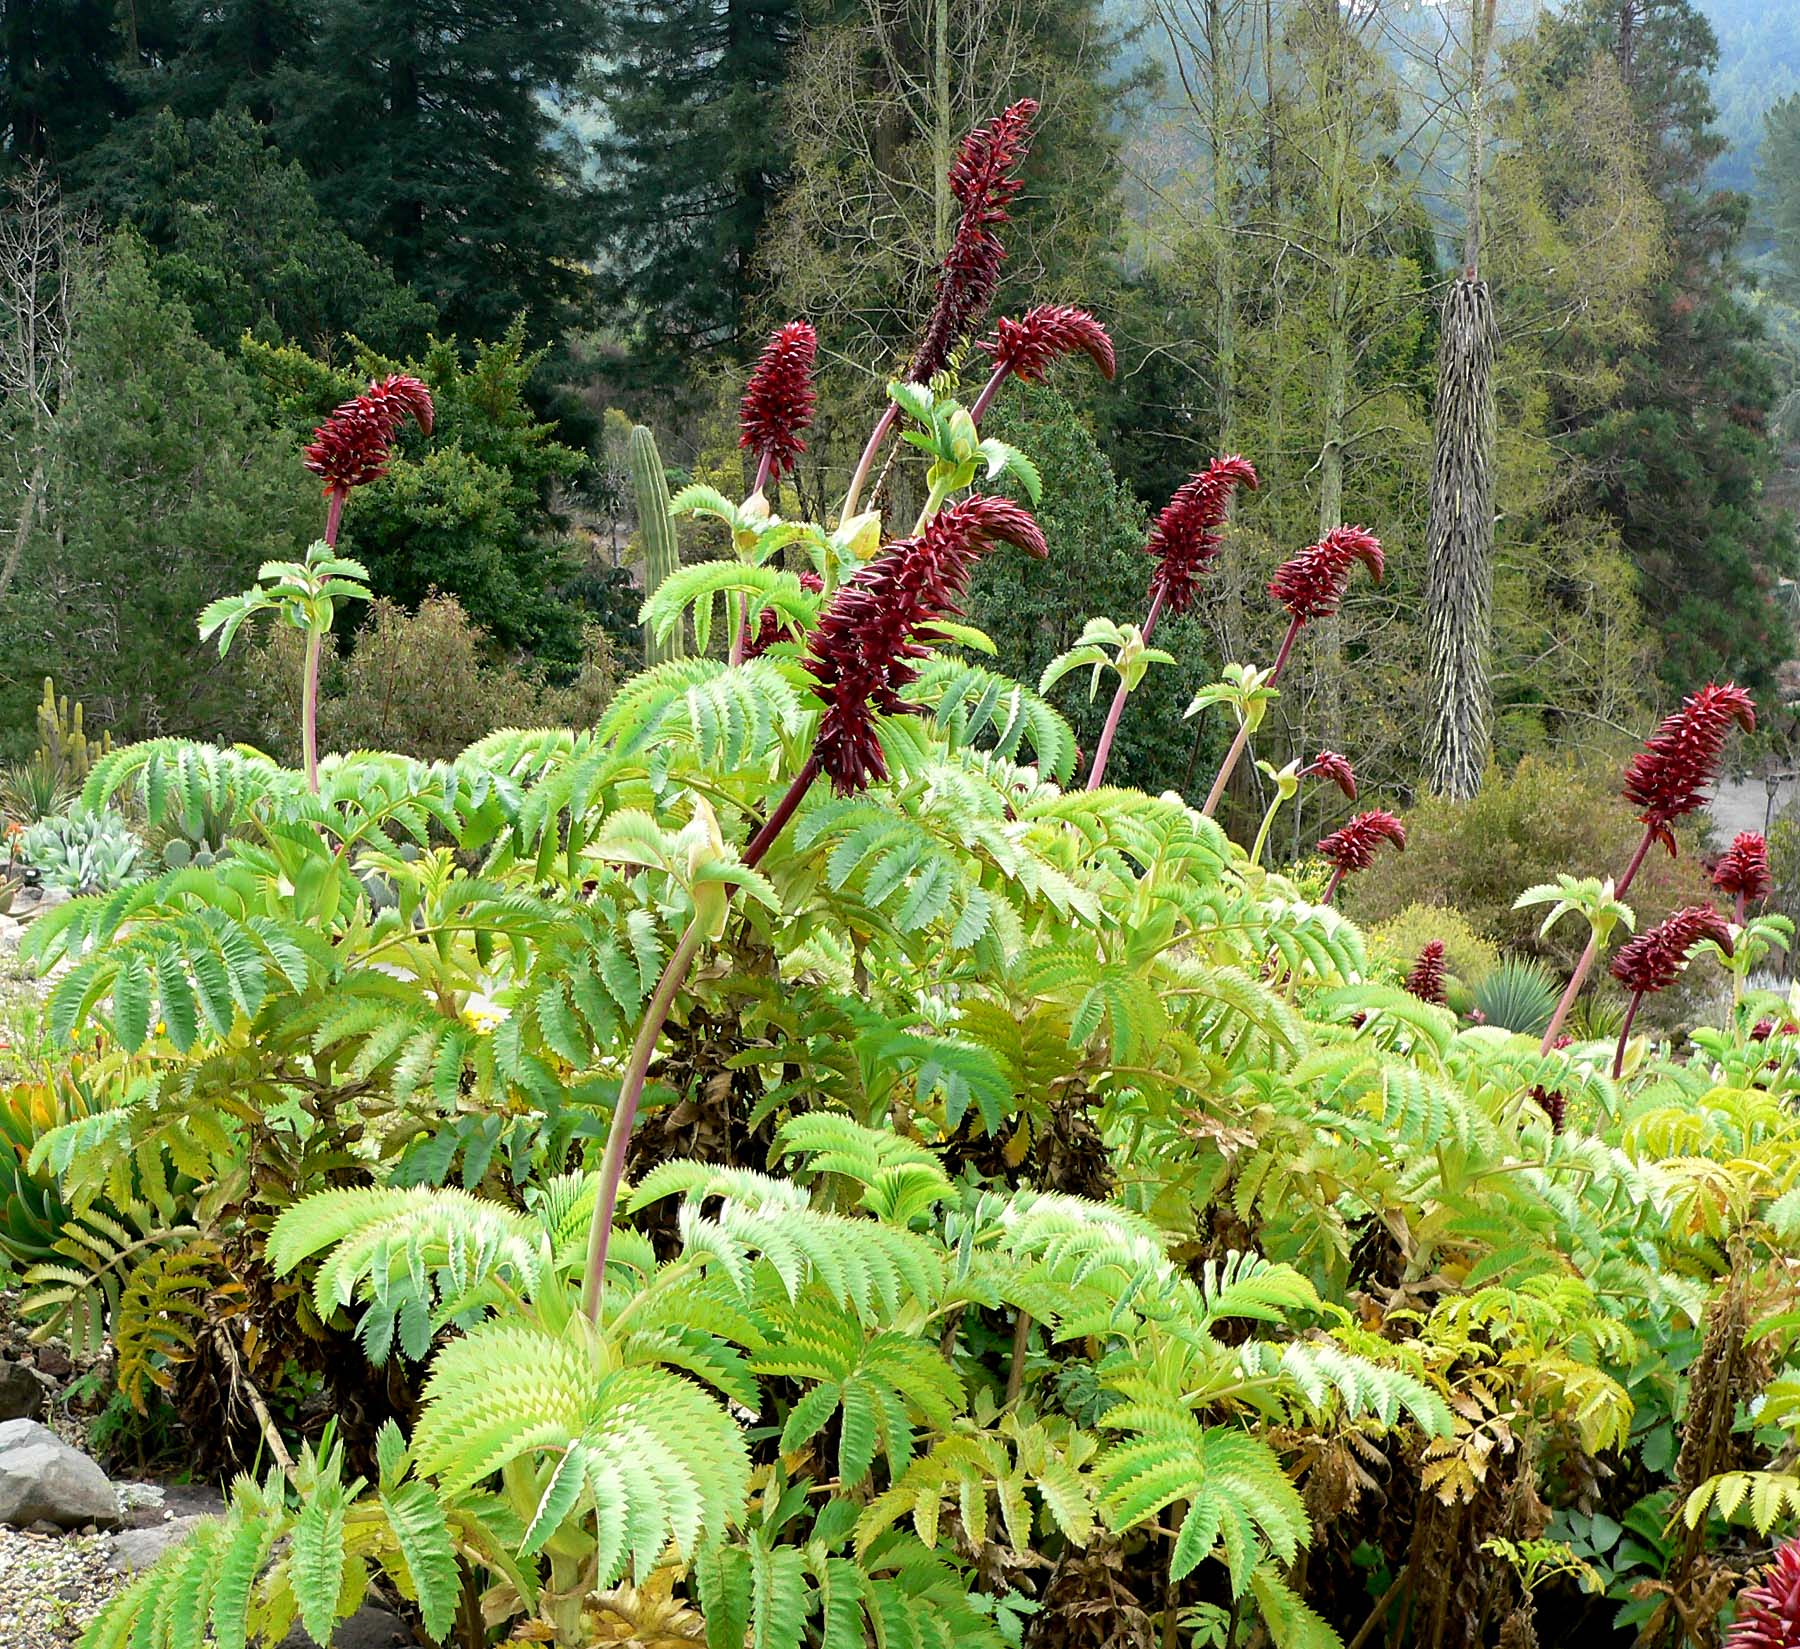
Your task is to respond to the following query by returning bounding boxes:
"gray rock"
[278,1602,412,1647]
[0,1362,43,1422]
[0,1419,120,1530]
[107,1516,209,1573]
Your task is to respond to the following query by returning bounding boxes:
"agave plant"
[1471,955,1562,1037]
[19,809,145,895]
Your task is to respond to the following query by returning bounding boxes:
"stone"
[278,1602,412,1648]
[108,1516,209,1573]
[0,1361,43,1422]
[0,1418,120,1529]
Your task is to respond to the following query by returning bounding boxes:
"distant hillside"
[1698,0,1800,194]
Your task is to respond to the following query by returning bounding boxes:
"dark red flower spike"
[806,495,1045,795]
[1268,525,1385,623]
[978,304,1115,386]
[1317,810,1405,904]
[909,100,1038,385]
[1725,1535,1800,1649]
[1714,830,1772,915]
[1302,750,1357,801]
[1404,940,1447,1006]
[1143,455,1260,622]
[1621,683,1756,854]
[740,322,818,483]
[1529,1086,1567,1134]
[1610,905,1734,997]
[303,372,434,542]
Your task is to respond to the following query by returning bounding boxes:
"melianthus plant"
[25,97,1800,1649]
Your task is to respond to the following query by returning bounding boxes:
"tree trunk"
[1424,0,1500,799]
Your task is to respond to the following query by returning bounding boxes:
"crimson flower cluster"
[807,495,1045,795]
[1404,940,1447,1006]
[1621,683,1756,851]
[1714,830,1772,904]
[739,322,818,480]
[1609,905,1734,997]
[910,100,1038,383]
[979,304,1115,386]
[1268,525,1384,622]
[1727,1538,1800,1649]
[1144,455,1260,617]
[303,373,434,494]
[1318,810,1406,876]
[741,570,824,662]
[1302,750,1357,800]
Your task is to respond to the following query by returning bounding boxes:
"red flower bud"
[1404,940,1447,1006]
[1268,526,1384,623]
[1620,683,1755,851]
[1609,905,1734,997]
[1144,455,1259,616]
[1714,831,1772,904]
[1727,1537,1800,1649]
[910,100,1037,384]
[1302,750,1357,800]
[303,372,434,494]
[740,322,818,480]
[978,304,1115,385]
[1529,1085,1567,1133]
[1317,810,1406,876]
[806,496,1045,795]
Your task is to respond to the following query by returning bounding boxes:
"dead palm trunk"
[1424,0,1500,799]
[1423,273,1498,797]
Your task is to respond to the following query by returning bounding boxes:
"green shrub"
[253,593,619,763]
[1343,754,1716,970]
[1368,902,1500,987]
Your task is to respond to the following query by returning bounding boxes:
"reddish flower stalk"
[1201,526,1383,818]
[1540,683,1755,1051]
[299,373,433,789]
[842,101,1037,519]
[1607,904,1733,1078]
[1727,1537,1800,1649]
[1317,809,1405,905]
[970,304,1115,420]
[582,494,1046,1324]
[1085,456,1259,791]
[1404,940,1447,1005]
[1714,830,1771,925]
[1302,750,1357,800]
[741,322,818,494]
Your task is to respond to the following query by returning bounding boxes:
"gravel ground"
[0,1524,122,1648]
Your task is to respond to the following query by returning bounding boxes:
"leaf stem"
[1202,615,1302,820]
[580,754,822,1324]
[1540,824,1656,1051]
[1086,588,1165,791]
[1613,990,1644,1079]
